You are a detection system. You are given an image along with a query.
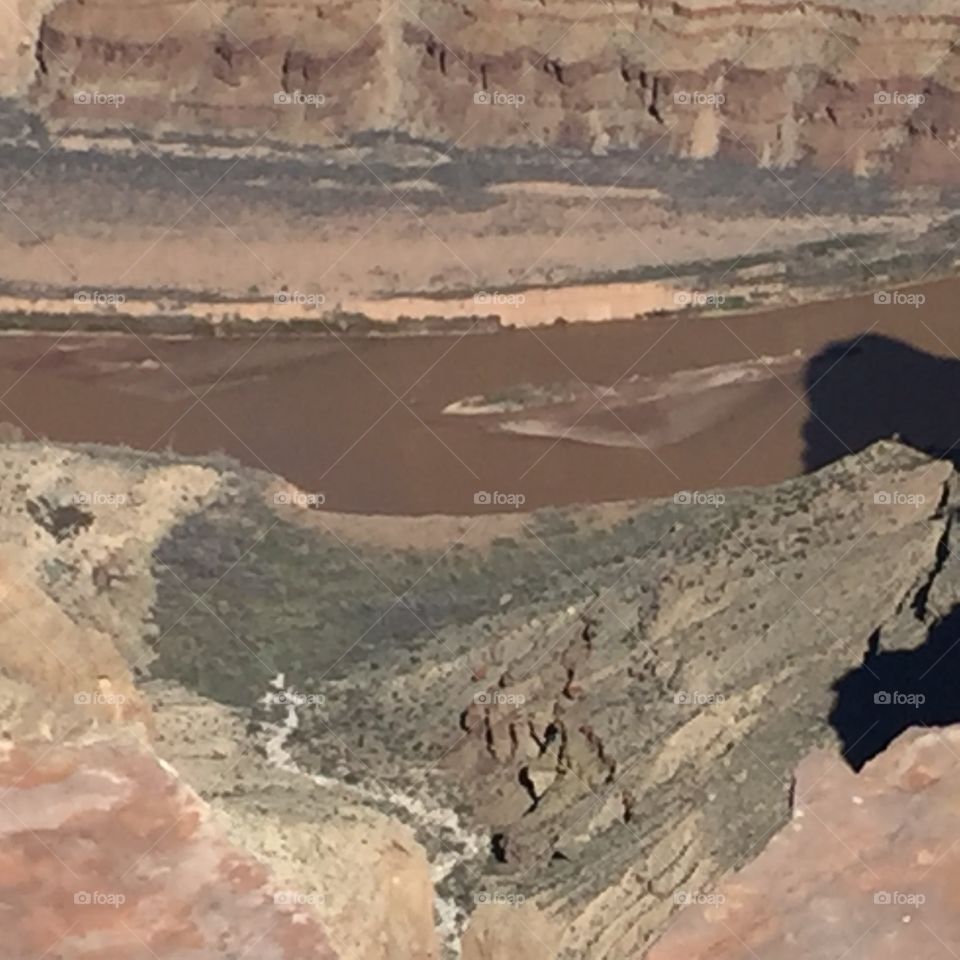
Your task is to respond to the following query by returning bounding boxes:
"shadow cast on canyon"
[802,335,960,768]
[830,607,960,771]
[802,333,960,473]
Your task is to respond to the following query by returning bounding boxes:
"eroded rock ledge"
[12,0,960,181]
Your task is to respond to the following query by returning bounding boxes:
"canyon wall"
[11,0,960,181]
[3,434,960,959]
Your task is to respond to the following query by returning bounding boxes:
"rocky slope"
[1,436,959,957]
[649,724,960,960]
[11,0,960,182]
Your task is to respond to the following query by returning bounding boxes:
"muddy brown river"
[1,277,958,514]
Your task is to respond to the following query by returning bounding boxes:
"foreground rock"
[649,725,960,960]
[0,734,339,959]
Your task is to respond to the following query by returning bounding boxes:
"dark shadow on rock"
[803,333,960,472]
[830,608,960,771]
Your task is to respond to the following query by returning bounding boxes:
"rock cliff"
[1,437,959,957]
[13,0,960,182]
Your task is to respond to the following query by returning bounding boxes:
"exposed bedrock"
[11,0,960,182]
[2,438,960,957]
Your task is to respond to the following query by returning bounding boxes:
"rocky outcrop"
[0,733,340,959]
[19,0,960,181]
[260,439,950,959]
[0,444,223,669]
[0,546,150,738]
[648,724,960,960]
[0,0,60,97]
[3,436,960,958]
[461,901,560,960]
[108,435,951,958]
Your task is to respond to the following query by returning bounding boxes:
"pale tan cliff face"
[17,0,960,181]
[461,902,560,960]
[0,0,61,97]
[0,546,151,739]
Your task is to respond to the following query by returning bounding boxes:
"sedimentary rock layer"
[2,437,958,958]
[15,0,960,181]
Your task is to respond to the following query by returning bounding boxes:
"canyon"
[3,436,960,959]
[1,1,960,958]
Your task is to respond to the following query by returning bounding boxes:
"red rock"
[0,737,339,959]
[648,726,960,960]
